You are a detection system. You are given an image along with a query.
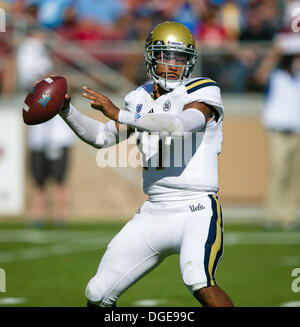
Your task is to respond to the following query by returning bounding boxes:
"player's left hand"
[82,86,120,121]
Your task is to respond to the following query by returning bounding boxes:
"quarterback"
[59,21,233,307]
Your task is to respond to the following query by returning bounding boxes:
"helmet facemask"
[145,43,198,91]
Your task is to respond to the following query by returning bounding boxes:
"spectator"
[146,0,181,22]
[9,0,76,29]
[28,0,76,29]
[228,0,275,92]
[256,33,300,230]
[74,0,126,27]
[259,0,282,35]
[195,3,228,47]
[283,0,300,32]
[27,116,74,228]
[220,0,242,40]
[60,0,127,45]
[239,1,277,41]
[120,4,155,84]
[0,30,15,97]
[16,29,53,89]
[173,1,199,34]
[195,3,229,83]
[12,24,74,227]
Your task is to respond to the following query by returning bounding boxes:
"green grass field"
[0,221,300,307]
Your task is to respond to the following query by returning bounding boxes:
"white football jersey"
[124,77,224,201]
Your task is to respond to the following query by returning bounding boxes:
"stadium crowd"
[0,0,298,92]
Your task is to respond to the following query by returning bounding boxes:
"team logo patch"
[136,104,143,113]
[37,94,51,108]
[163,100,171,112]
[189,203,205,213]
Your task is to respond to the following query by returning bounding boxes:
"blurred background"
[1,0,300,308]
[0,0,299,224]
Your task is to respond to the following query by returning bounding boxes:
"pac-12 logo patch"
[136,104,143,113]
[163,100,171,112]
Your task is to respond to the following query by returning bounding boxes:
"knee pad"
[182,265,208,293]
[85,277,104,303]
[85,277,117,307]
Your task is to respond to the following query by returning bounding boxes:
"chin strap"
[152,72,185,91]
[157,78,181,91]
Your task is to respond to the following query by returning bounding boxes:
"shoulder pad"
[184,77,218,94]
[183,77,224,120]
[139,82,154,94]
[124,83,153,112]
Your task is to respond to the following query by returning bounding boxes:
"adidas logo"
[148,108,154,114]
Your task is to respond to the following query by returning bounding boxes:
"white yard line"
[279,301,300,307]
[278,256,300,266]
[0,235,112,263]
[1,229,300,246]
[132,299,167,307]
[225,232,300,245]
[0,297,27,305]
[0,230,300,264]
[0,229,111,244]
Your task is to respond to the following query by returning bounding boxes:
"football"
[22,76,67,125]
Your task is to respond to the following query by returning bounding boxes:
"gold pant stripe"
[207,195,222,286]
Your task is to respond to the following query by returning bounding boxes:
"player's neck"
[153,83,169,99]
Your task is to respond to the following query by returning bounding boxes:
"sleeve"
[124,90,137,113]
[118,108,206,135]
[183,78,224,120]
[59,103,119,149]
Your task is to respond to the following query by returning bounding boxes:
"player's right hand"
[61,93,71,112]
[46,74,71,112]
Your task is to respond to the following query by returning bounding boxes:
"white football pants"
[85,194,224,306]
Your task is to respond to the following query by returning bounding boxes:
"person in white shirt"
[58,21,233,306]
[256,33,300,230]
[17,27,74,227]
[27,117,74,227]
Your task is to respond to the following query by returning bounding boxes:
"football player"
[59,21,233,307]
